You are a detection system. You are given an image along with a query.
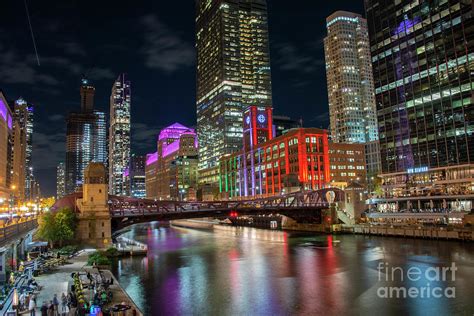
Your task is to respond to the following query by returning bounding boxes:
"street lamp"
[179,189,186,201]
[9,185,17,219]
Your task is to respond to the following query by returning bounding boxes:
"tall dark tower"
[196,0,273,189]
[65,78,107,194]
[80,77,95,113]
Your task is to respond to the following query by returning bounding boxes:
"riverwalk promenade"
[0,250,142,316]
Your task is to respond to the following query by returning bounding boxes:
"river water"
[111,223,474,315]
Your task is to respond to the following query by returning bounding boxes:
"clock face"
[257,114,266,123]
[245,116,250,125]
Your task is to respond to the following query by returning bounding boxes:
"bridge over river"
[53,163,344,248]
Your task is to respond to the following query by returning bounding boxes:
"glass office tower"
[196,0,272,188]
[109,73,131,195]
[365,0,474,213]
[324,11,381,183]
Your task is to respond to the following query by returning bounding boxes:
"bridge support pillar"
[18,239,25,261]
[76,163,112,249]
[11,243,17,271]
[77,217,112,249]
[0,248,6,283]
[281,215,326,232]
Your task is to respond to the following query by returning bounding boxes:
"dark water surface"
[111,223,474,315]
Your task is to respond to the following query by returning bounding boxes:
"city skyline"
[0,2,472,314]
[0,0,363,196]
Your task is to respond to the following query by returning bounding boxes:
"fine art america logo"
[377,262,457,299]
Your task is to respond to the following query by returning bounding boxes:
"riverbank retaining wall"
[345,225,473,241]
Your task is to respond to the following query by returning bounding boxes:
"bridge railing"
[0,217,38,246]
[109,189,343,217]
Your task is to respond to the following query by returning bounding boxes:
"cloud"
[33,131,65,170]
[275,43,325,73]
[89,67,115,80]
[0,45,114,89]
[140,15,195,72]
[49,114,64,122]
[132,122,163,151]
[40,56,114,79]
[290,79,312,88]
[310,111,330,128]
[0,48,59,85]
[61,42,87,56]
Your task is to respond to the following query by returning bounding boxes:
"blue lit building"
[65,78,107,194]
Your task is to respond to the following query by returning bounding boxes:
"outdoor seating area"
[69,268,137,315]
[0,245,77,315]
[20,252,69,277]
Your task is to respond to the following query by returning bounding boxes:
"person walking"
[20,292,26,311]
[60,293,68,316]
[47,300,54,316]
[40,302,48,316]
[52,294,59,315]
[28,295,36,316]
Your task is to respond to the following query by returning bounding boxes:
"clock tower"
[243,105,273,151]
[242,105,273,196]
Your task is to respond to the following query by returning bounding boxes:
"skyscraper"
[109,73,131,195]
[80,78,95,112]
[56,162,65,199]
[324,11,381,181]
[196,0,272,187]
[124,154,145,199]
[65,78,107,194]
[365,0,474,211]
[12,97,34,201]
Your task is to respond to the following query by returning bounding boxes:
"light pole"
[9,185,16,222]
[9,185,16,208]
[179,189,186,201]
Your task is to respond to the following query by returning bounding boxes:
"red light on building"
[219,127,330,199]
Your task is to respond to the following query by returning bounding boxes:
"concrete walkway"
[32,251,91,313]
[26,250,141,315]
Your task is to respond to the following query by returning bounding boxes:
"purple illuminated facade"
[146,152,158,166]
[0,99,8,123]
[0,92,20,201]
[145,123,198,200]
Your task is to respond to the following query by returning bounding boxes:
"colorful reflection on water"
[111,223,474,315]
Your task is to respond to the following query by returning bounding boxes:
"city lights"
[0,0,473,314]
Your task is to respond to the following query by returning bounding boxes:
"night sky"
[0,0,364,196]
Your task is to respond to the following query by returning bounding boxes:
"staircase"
[337,210,355,226]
